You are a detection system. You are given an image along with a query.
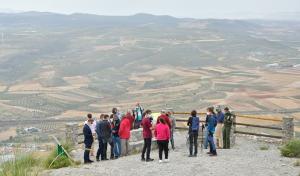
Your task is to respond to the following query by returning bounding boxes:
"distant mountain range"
[0,10,300,21]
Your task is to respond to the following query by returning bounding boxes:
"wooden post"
[65,122,79,147]
[230,112,236,146]
[282,116,294,143]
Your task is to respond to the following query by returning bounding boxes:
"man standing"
[84,114,96,157]
[156,110,171,129]
[97,114,112,160]
[111,114,121,159]
[141,110,154,162]
[207,107,217,156]
[215,107,225,149]
[167,110,176,150]
[134,103,144,129]
[223,107,233,149]
[96,114,104,161]
[83,117,94,164]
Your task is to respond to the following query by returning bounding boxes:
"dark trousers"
[84,143,92,162]
[101,140,107,160]
[109,140,114,158]
[223,126,231,149]
[134,120,142,129]
[96,138,105,160]
[189,131,198,155]
[142,138,152,159]
[157,140,169,160]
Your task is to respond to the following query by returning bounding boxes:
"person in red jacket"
[155,118,170,163]
[156,110,171,129]
[119,112,131,156]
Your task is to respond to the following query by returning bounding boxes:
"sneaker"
[159,160,163,163]
[188,155,193,157]
[141,158,145,161]
[164,159,169,163]
[146,158,154,162]
[206,152,212,155]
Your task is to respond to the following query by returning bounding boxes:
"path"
[44,131,300,176]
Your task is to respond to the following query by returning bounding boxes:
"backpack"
[213,114,218,127]
[191,116,200,131]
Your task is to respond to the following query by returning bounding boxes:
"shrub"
[259,146,269,150]
[44,142,80,169]
[281,139,300,158]
[0,153,41,176]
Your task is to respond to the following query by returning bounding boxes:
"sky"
[0,0,300,19]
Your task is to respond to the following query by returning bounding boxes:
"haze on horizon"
[0,0,300,20]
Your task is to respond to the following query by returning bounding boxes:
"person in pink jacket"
[154,118,170,163]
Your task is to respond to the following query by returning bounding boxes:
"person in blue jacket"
[206,107,217,156]
[215,107,225,148]
[83,118,94,164]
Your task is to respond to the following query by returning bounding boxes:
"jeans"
[157,140,169,160]
[208,132,217,154]
[142,138,152,159]
[170,129,175,149]
[113,136,121,157]
[189,131,198,155]
[84,143,92,162]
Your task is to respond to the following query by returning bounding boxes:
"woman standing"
[155,118,170,163]
[187,110,200,157]
[119,112,132,156]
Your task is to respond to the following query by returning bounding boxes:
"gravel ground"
[43,131,300,176]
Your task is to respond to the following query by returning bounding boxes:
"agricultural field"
[0,12,299,144]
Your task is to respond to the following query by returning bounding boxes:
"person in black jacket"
[83,118,94,164]
[97,114,112,160]
[111,114,121,158]
[96,114,104,161]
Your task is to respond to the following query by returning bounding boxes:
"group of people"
[187,106,234,157]
[83,103,233,164]
[82,104,176,164]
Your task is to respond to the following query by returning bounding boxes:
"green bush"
[0,154,41,176]
[281,139,300,158]
[259,146,269,150]
[44,143,79,169]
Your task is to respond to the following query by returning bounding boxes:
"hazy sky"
[0,0,299,19]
